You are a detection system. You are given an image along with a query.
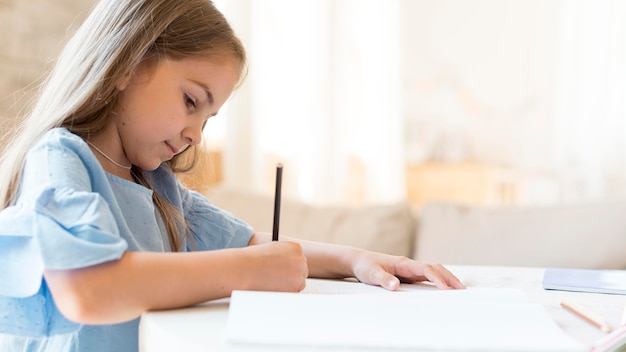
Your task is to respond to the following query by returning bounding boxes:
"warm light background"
[2,0,626,209]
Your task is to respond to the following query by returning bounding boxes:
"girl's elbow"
[44,269,118,324]
[52,289,105,324]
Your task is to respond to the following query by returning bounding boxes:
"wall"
[402,0,558,168]
[0,0,96,150]
[4,1,624,207]
[402,0,626,205]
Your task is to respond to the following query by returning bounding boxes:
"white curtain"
[211,0,626,207]
[216,0,405,206]
[552,0,626,201]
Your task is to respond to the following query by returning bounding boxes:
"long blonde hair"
[0,0,247,251]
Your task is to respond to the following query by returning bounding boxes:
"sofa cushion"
[203,187,415,257]
[415,201,626,269]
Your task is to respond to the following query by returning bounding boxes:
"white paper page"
[226,285,585,351]
[303,278,528,302]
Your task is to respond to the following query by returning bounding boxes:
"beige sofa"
[203,187,626,270]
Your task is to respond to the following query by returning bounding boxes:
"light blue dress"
[0,128,254,351]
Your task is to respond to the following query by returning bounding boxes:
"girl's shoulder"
[21,127,104,192]
[28,127,88,158]
[38,127,86,148]
[29,127,94,164]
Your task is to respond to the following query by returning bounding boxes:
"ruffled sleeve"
[0,187,128,298]
[0,204,43,298]
[147,164,253,251]
[146,165,254,252]
[183,188,254,251]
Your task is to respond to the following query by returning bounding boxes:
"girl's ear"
[115,72,131,91]
[116,60,153,91]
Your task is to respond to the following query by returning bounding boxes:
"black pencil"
[272,163,283,241]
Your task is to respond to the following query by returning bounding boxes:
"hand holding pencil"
[247,162,464,292]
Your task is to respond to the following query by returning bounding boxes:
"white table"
[139,265,626,351]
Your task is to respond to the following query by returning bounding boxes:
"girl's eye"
[184,94,197,110]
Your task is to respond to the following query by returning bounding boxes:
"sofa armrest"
[203,187,415,257]
[414,201,626,269]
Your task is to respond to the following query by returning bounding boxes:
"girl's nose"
[182,125,202,146]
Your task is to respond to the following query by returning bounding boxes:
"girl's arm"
[44,240,307,325]
[46,232,463,325]
[249,232,466,291]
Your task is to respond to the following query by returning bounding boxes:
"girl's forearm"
[44,249,255,324]
[252,231,359,279]
[45,239,308,325]
[297,239,361,279]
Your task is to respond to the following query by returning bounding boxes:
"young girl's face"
[113,56,239,171]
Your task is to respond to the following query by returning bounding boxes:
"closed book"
[543,268,626,295]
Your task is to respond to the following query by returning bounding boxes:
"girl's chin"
[136,161,164,171]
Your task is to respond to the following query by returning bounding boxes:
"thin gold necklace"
[86,141,132,170]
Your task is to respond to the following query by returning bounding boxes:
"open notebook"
[225,279,584,351]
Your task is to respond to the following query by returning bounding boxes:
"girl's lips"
[165,142,177,157]
[165,142,189,156]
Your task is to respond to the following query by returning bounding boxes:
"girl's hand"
[350,250,466,291]
[243,241,308,292]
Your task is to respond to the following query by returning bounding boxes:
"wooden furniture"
[406,162,557,209]
[175,149,558,209]
[175,146,223,193]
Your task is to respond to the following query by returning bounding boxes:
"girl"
[0,0,465,351]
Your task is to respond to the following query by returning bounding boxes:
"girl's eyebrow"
[191,80,214,105]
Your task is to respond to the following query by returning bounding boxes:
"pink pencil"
[561,300,612,333]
